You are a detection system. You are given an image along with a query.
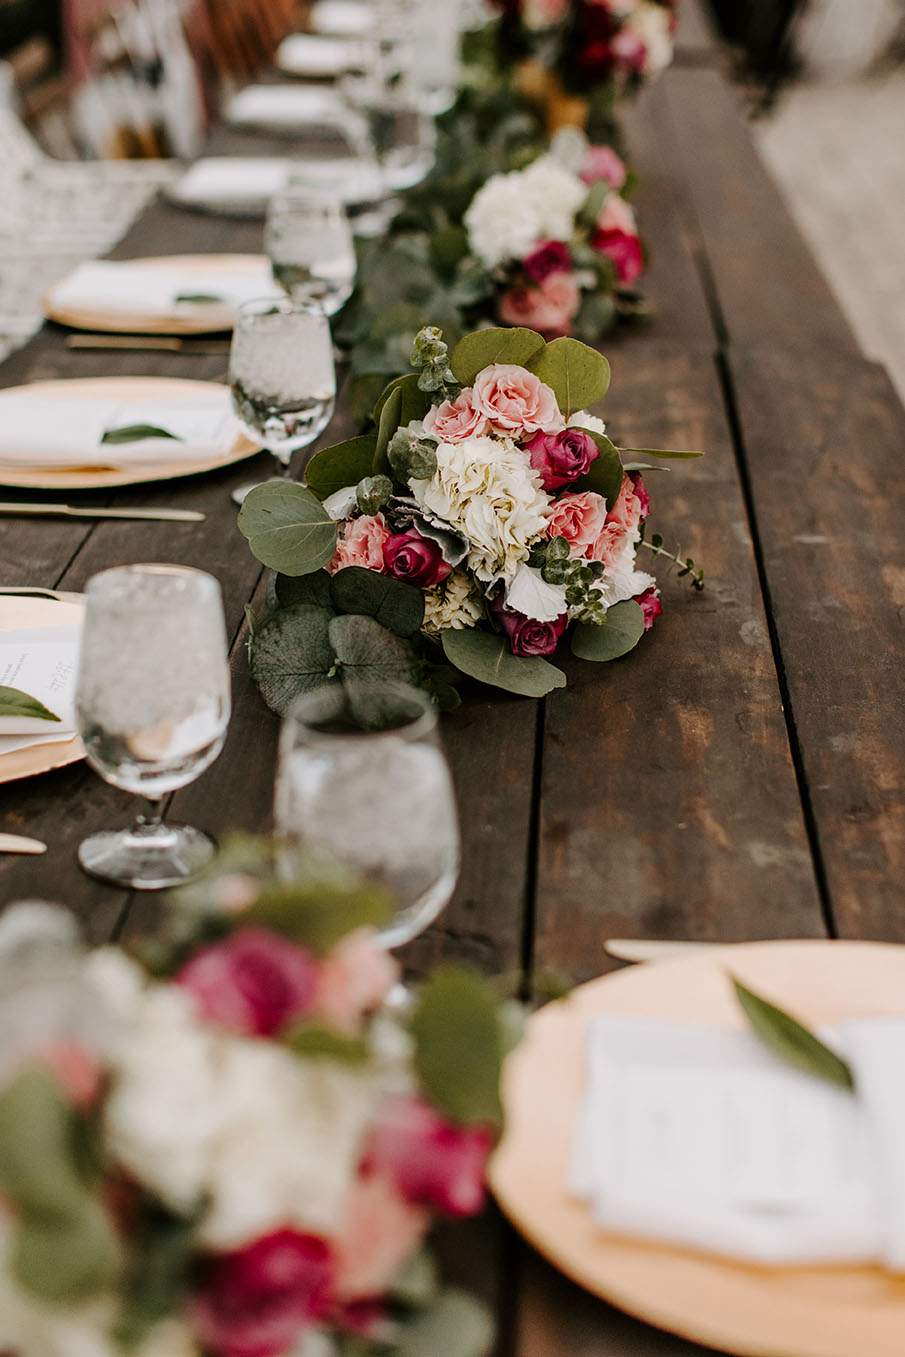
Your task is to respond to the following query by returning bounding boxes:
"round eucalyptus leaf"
[249,604,337,715]
[238,482,337,576]
[441,629,566,697]
[570,599,645,661]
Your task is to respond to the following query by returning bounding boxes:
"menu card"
[0,625,80,754]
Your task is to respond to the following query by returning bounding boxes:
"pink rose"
[636,587,662,631]
[176,928,319,1039]
[383,529,452,588]
[605,473,642,531]
[628,470,650,519]
[423,388,487,442]
[493,600,568,657]
[610,28,649,73]
[362,1097,495,1217]
[327,514,390,575]
[24,1041,103,1110]
[499,272,582,340]
[579,144,627,190]
[522,239,571,284]
[189,1230,334,1357]
[471,363,564,436]
[315,927,399,1036]
[334,1172,430,1302]
[587,520,632,568]
[592,195,643,285]
[546,490,609,557]
[526,427,599,491]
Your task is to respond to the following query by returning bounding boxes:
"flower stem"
[639,534,705,590]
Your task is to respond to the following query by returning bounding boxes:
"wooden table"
[3,4,905,1351]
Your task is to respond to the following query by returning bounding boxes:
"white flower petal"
[505,564,567,622]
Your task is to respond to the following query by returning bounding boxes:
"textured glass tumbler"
[274,684,460,949]
[229,296,336,504]
[74,565,231,889]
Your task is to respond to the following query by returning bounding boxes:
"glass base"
[78,820,216,889]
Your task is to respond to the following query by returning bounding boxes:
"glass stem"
[133,798,164,833]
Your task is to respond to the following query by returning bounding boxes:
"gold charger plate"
[43,254,272,335]
[489,940,905,1357]
[0,377,259,491]
[0,593,84,784]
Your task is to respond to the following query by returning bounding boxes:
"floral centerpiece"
[239,325,701,710]
[0,843,510,1357]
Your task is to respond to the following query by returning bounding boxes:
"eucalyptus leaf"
[100,424,180,445]
[571,600,644,662]
[247,881,392,953]
[441,629,566,697]
[526,337,610,416]
[395,1288,495,1357]
[733,978,855,1090]
[373,372,432,429]
[249,604,336,716]
[410,967,505,1129]
[0,1069,87,1216]
[429,224,470,277]
[0,685,61,722]
[238,482,337,575]
[272,570,333,610]
[572,429,624,510]
[576,178,608,230]
[329,567,425,638]
[283,1023,369,1065]
[356,474,393,515]
[388,1247,439,1306]
[329,613,420,687]
[305,436,379,502]
[375,384,404,476]
[14,1203,122,1304]
[620,446,704,459]
[114,1212,197,1354]
[621,461,670,473]
[450,327,545,387]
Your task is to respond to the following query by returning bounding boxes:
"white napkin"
[48,259,277,317]
[225,85,345,131]
[309,0,374,36]
[0,624,80,754]
[0,389,238,468]
[570,1012,905,1269]
[276,32,362,76]
[171,157,379,210]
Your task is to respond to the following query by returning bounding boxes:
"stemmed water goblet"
[340,45,437,198]
[74,564,231,890]
[228,296,336,506]
[274,683,460,952]
[265,185,357,318]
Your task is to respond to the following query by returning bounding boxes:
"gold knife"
[0,503,204,522]
[0,833,47,854]
[604,938,720,963]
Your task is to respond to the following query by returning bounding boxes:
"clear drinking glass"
[74,565,231,890]
[274,684,460,949]
[229,296,336,505]
[340,57,436,195]
[265,188,357,317]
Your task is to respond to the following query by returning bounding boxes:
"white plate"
[168,156,381,214]
[276,32,362,77]
[0,594,84,784]
[309,0,373,36]
[490,940,905,1357]
[224,84,346,132]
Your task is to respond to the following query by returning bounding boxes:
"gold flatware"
[0,833,47,854]
[0,503,204,522]
[604,938,721,963]
[66,335,232,353]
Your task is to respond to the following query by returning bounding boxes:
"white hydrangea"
[464,172,541,269]
[518,155,588,245]
[569,410,607,437]
[422,569,485,635]
[412,435,550,584]
[626,2,674,76]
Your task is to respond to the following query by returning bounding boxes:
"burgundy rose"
[490,593,568,657]
[522,239,572,284]
[176,928,319,1038]
[573,4,619,80]
[636,587,662,632]
[362,1097,495,1218]
[628,470,650,520]
[383,530,451,588]
[526,427,599,491]
[189,1230,334,1357]
[593,227,644,285]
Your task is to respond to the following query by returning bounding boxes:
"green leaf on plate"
[238,481,337,575]
[441,629,566,697]
[526,337,610,417]
[571,429,624,509]
[249,604,336,716]
[172,292,224,304]
[330,567,425,638]
[0,686,61,722]
[100,424,180,444]
[620,446,704,459]
[733,977,855,1090]
[450,327,545,387]
[571,600,644,662]
[305,435,379,502]
[394,1288,495,1357]
[410,967,504,1129]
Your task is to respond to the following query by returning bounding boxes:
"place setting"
[0,590,84,785]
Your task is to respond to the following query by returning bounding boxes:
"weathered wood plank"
[532,345,825,984]
[728,345,905,941]
[672,0,721,64]
[660,66,861,356]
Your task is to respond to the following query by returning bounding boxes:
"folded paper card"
[309,0,374,35]
[0,624,80,754]
[48,259,277,317]
[0,390,238,468]
[570,1012,905,1269]
[171,157,380,211]
[276,32,363,76]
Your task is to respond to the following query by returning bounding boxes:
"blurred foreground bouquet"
[0,843,510,1357]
